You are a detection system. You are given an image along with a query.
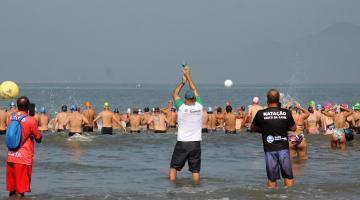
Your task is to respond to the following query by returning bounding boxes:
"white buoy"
[224,80,233,88]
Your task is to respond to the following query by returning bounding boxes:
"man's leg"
[288,142,297,159]
[267,180,277,188]
[169,168,177,182]
[284,178,294,187]
[297,139,308,160]
[192,173,200,183]
[6,162,16,196]
[14,163,32,196]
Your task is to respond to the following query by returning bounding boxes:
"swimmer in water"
[215,107,225,130]
[94,102,121,135]
[201,108,209,133]
[351,103,360,134]
[52,105,69,132]
[322,103,335,135]
[286,102,310,160]
[168,107,178,129]
[236,106,247,131]
[141,107,151,132]
[112,108,123,132]
[322,104,353,149]
[148,107,168,133]
[63,105,89,137]
[0,107,7,135]
[247,97,263,131]
[207,107,216,132]
[129,108,142,133]
[38,107,49,132]
[224,105,236,134]
[82,101,97,132]
[305,106,321,134]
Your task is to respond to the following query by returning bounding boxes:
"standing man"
[64,105,89,137]
[169,65,203,183]
[148,108,168,133]
[94,102,121,135]
[38,107,49,132]
[52,105,69,132]
[224,105,236,134]
[82,101,96,132]
[251,89,296,188]
[6,96,42,197]
[247,97,263,131]
[129,108,142,133]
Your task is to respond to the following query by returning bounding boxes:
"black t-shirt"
[252,107,295,152]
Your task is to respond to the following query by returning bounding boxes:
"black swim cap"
[225,105,232,113]
[61,105,67,112]
[144,107,150,112]
[114,108,119,113]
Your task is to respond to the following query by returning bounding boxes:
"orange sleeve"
[31,118,42,139]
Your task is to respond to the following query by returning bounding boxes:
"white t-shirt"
[175,97,203,141]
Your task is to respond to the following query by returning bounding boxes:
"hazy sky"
[1,0,359,84]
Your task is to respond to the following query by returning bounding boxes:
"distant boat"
[136,84,141,88]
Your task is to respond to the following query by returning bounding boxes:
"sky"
[0,0,359,84]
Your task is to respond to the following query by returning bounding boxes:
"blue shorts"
[265,149,293,181]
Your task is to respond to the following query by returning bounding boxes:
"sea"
[0,83,359,200]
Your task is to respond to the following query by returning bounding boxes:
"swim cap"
[127,108,131,114]
[309,100,316,107]
[340,104,349,109]
[207,107,213,113]
[103,101,109,109]
[144,107,150,112]
[154,107,160,112]
[225,105,232,113]
[323,103,332,109]
[40,106,46,113]
[9,102,16,108]
[184,90,195,99]
[253,97,259,104]
[354,102,360,110]
[70,104,77,112]
[138,108,142,113]
[85,101,91,108]
[61,105,67,112]
[316,104,322,110]
[114,108,119,113]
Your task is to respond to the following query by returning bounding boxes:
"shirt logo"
[266,135,274,143]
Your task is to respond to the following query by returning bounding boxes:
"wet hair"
[61,105,67,112]
[114,108,119,113]
[133,108,139,114]
[154,107,160,112]
[240,106,245,111]
[308,106,314,113]
[17,96,30,112]
[217,107,222,113]
[144,107,150,112]
[225,105,232,113]
[267,89,280,104]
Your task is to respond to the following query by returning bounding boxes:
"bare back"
[67,112,88,133]
[129,114,141,131]
[153,113,167,131]
[208,113,216,130]
[38,114,49,131]
[83,108,96,127]
[55,112,68,130]
[248,104,263,124]
[224,113,236,131]
[0,109,7,131]
[98,110,115,128]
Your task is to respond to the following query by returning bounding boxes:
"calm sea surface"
[0,83,359,200]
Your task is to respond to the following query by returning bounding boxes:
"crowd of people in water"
[1,98,360,147]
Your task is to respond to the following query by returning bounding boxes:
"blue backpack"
[6,113,27,150]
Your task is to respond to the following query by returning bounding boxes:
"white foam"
[67,133,93,142]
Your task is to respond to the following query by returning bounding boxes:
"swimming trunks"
[169,125,177,129]
[130,130,141,133]
[101,127,113,135]
[202,128,208,133]
[83,126,93,132]
[333,129,344,141]
[265,149,293,181]
[343,128,354,141]
[0,130,6,135]
[154,130,166,133]
[288,134,304,148]
[170,141,201,173]
[325,123,335,135]
[307,127,319,134]
[69,132,81,137]
[225,130,236,134]
[57,129,65,132]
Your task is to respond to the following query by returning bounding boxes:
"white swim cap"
[253,97,259,104]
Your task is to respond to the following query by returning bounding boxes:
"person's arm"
[93,113,101,123]
[82,115,89,125]
[32,120,42,143]
[250,112,261,133]
[183,67,199,97]
[322,108,335,117]
[172,76,187,101]
[296,102,310,120]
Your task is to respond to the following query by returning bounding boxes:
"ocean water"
[0,83,359,200]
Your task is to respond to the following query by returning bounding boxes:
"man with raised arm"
[169,65,203,183]
[251,89,296,188]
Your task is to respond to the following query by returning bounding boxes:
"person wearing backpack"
[6,96,42,197]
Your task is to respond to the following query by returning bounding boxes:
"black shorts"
[225,130,236,134]
[57,129,65,132]
[101,127,113,135]
[202,128,208,133]
[169,125,177,129]
[69,132,81,137]
[170,141,201,173]
[0,130,6,135]
[154,130,166,133]
[130,130,141,133]
[83,126,94,132]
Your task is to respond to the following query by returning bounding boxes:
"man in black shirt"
[252,89,296,188]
